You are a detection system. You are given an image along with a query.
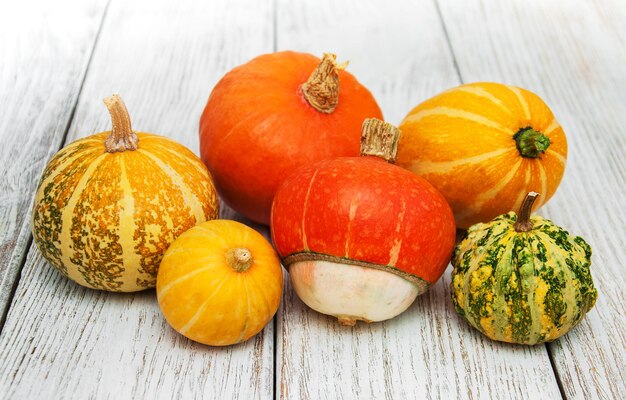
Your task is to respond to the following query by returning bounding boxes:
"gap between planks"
[0,0,112,335]
[431,0,567,396]
[0,1,277,399]
[436,0,626,398]
[274,0,562,399]
[433,0,464,84]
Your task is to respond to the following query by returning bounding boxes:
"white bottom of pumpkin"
[289,260,421,325]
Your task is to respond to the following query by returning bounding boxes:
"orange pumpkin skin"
[397,82,567,229]
[199,51,383,225]
[157,220,283,346]
[271,156,456,285]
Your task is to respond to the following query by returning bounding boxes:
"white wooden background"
[0,0,624,399]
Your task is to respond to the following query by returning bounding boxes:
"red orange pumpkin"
[271,119,456,324]
[200,51,382,224]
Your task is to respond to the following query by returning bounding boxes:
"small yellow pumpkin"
[31,95,219,292]
[157,220,283,346]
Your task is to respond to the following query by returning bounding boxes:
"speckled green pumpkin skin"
[451,212,597,345]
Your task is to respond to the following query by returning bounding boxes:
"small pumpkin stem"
[301,53,348,114]
[338,316,357,326]
[103,95,138,153]
[360,118,401,163]
[514,192,540,232]
[514,127,550,158]
[227,248,254,273]
[337,315,372,326]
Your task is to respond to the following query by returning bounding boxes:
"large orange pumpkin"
[200,51,382,225]
[31,95,219,291]
[157,220,283,346]
[397,82,567,229]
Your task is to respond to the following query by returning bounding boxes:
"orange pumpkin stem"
[301,53,348,114]
[103,95,138,153]
[228,247,253,272]
[360,118,401,163]
[514,192,540,232]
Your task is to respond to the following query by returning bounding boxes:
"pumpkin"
[397,82,567,229]
[451,192,597,345]
[271,119,456,325]
[157,219,283,346]
[200,51,382,225]
[31,95,219,292]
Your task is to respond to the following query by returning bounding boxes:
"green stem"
[513,127,550,158]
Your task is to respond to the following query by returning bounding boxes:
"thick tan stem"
[514,192,540,232]
[360,118,401,163]
[103,95,138,153]
[301,53,347,114]
[227,248,253,272]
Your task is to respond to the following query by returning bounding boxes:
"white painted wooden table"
[1,0,624,399]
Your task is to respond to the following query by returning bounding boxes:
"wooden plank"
[436,0,626,398]
[275,1,561,398]
[0,0,108,325]
[0,0,276,398]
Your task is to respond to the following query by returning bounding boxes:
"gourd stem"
[301,53,347,114]
[360,118,401,163]
[103,95,138,153]
[513,127,550,158]
[227,248,253,273]
[338,316,357,326]
[514,192,540,232]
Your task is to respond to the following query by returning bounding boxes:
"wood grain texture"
[437,0,626,398]
[0,0,276,398]
[275,1,561,399]
[2,0,625,398]
[0,207,275,400]
[0,0,108,326]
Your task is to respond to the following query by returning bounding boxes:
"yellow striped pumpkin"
[397,82,567,229]
[31,95,219,292]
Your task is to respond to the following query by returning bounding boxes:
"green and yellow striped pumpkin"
[451,192,597,345]
[31,95,219,292]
